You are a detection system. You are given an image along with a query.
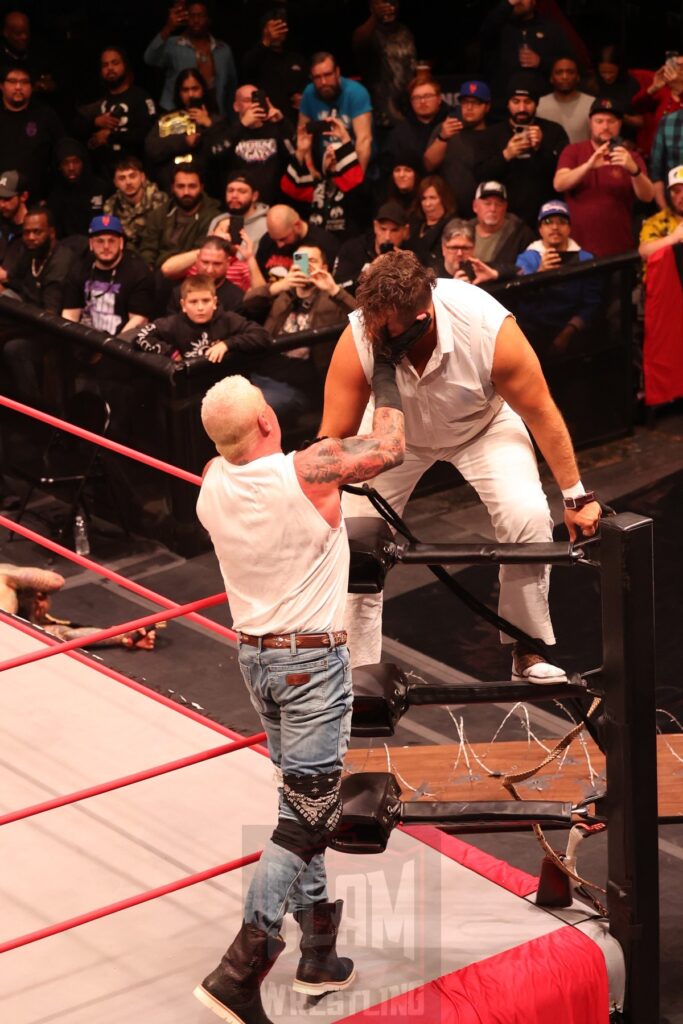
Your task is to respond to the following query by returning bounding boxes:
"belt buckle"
[273,635,288,648]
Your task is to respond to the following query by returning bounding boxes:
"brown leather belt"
[238,630,348,650]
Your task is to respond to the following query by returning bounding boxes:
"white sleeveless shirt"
[348,278,511,449]
[196,451,349,635]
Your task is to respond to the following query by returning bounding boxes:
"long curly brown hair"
[356,250,435,351]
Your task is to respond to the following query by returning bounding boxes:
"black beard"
[227,199,251,216]
[512,111,533,125]
[175,194,201,211]
[27,239,50,258]
[105,73,127,92]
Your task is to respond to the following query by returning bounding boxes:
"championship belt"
[158,110,197,138]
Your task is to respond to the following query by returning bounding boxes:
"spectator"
[633,54,683,133]
[515,199,600,354]
[248,242,357,415]
[650,109,683,211]
[380,156,421,212]
[281,117,365,239]
[0,11,54,98]
[407,174,456,268]
[241,6,307,123]
[468,180,535,275]
[61,214,154,335]
[133,274,269,363]
[537,56,594,144]
[554,98,654,257]
[351,1,416,132]
[639,165,683,261]
[480,0,576,100]
[333,199,409,290]
[222,171,269,246]
[424,79,492,216]
[0,207,72,311]
[0,65,63,200]
[47,139,110,238]
[102,157,167,255]
[438,217,499,286]
[476,73,568,228]
[145,67,219,193]
[143,2,236,117]
[584,44,641,137]
[384,75,450,175]
[161,235,254,310]
[0,169,29,262]
[255,204,339,282]
[0,207,74,404]
[208,83,294,206]
[77,47,156,182]
[299,51,373,173]
[139,166,219,269]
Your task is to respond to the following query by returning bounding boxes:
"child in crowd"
[132,274,269,362]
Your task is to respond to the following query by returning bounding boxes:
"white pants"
[342,403,555,667]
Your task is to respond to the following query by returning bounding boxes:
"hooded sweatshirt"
[47,138,110,237]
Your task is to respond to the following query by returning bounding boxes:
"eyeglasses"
[411,93,438,102]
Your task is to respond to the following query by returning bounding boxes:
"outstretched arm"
[491,316,600,540]
[319,324,372,437]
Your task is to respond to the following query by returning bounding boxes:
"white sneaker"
[512,649,568,685]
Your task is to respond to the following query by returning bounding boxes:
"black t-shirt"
[0,100,64,199]
[4,241,74,312]
[132,309,270,359]
[91,85,157,179]
[47,175,111,238]
[62,251,155,333]
[256,223,339,281]
[209,117,294,205]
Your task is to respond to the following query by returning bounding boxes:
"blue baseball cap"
[459,80,491,103]
[538,200,570,223]
[89,214,124,236]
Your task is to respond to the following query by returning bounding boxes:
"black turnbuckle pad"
[329,772,402,854]
[351,663,409,736]
[347,517,398,593]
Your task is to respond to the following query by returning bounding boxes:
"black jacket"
[132,309,270,361]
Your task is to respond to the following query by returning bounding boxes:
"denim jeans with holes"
[238,640,353,935]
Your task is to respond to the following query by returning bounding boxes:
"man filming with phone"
[209,83,294,205]
[554,97,654,257]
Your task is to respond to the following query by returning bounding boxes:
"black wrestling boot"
[292,899,356,996]
[193,921,285,1023]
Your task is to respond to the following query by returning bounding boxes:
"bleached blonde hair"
[200,375,266,462]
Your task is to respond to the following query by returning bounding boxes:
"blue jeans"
[238,640,353,935]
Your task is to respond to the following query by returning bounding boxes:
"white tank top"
[196,451,349,635]
[348,278,510,449]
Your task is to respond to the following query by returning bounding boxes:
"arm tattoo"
[299,409,405,486]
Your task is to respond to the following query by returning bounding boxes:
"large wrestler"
[320,249,601,682]
[194,361,404,1023]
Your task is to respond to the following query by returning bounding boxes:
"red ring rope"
[0,852,261,954]
[0,513,236,642]
[0,731,266,826]
[0,394,203,486]
[0,592,226,673]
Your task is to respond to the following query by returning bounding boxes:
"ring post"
[599,513,659,1022]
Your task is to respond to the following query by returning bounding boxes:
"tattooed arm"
[295,354,405,527]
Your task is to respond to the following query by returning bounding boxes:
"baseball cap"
[0,170,25,198]
[226,169,256,189]
[538,200,570,222]
[507,72,541,102]
[668,165,683,188]
[89,214,124,236]
[375,201,407,226]
[475,181,507,201]
[459,80,491,103]
[589,97,623,119]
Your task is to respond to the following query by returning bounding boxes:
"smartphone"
[608,135,624,151]
[461,259,476,282]
[251,89,268,110]
[228,214,244,245]
[305,119,334,137]
[449,103,462,121]
[378,242,395,254]
[293,251,309,275]
[557,251,579,264]
[665,50,680,70]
